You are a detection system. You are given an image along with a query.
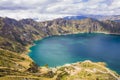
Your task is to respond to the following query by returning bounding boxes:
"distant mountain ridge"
[64,16,88,20]
[63,15,120,21]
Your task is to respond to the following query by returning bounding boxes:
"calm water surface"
[29,33,120,74]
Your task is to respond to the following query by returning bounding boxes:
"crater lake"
[29,33,120,74]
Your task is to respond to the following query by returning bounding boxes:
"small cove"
[29,33,120,74]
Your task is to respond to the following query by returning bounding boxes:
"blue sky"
[0,0,120,21]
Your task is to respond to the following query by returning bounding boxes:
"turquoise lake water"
[29,33,120,74]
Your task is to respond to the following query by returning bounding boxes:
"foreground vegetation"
[0,50,119,80]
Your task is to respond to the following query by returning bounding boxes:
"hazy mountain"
[64,16,88,20]
[64,15,120,21]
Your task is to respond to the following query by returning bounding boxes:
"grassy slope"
[0,48,33,76]
[0,60,119,80]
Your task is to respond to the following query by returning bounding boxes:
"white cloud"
[0,0,120,21]
[0,10,70,21]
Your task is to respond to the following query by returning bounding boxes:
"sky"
[0,0,120,21]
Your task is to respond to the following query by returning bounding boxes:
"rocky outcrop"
[53,60,120,80]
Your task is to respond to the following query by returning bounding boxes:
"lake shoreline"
[26,32,120,74]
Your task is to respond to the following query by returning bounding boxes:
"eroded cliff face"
[0,17,120,53]
[39,18,120,35]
